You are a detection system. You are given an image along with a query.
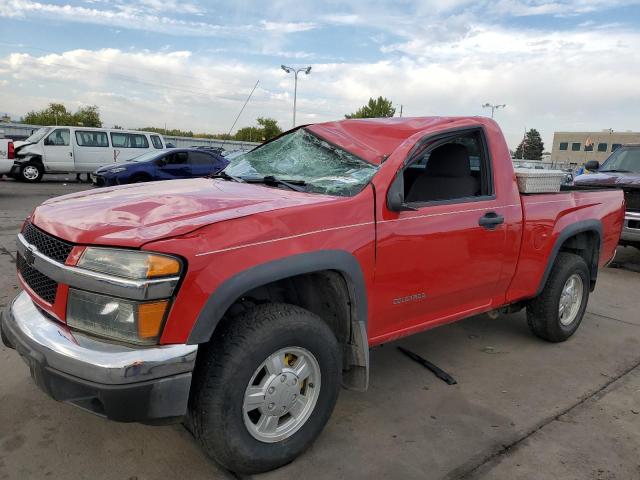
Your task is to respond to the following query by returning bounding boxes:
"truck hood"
[574,172,640,188]
[31,178,338,246]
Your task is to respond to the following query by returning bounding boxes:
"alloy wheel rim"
[242,346,321,443]
[23,166,39,180]
[558,273,584,326]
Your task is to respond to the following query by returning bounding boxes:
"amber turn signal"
[146,255,181,278]
[137,301,169,339]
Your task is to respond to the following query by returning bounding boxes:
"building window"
[597,143,607,152]
[559,142,568,151]
[584,144,593,152]
[571,143,581,151]
[611,144,622,152]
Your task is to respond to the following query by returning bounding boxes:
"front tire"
[527,252,590,342]
[19,163,44,182]
[189,303,341,474]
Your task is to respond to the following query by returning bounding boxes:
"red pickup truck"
[1,117,624,473]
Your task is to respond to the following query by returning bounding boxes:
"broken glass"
[224,128,379,196]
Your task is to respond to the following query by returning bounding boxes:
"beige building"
[550,130,640,166]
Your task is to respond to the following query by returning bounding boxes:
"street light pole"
[282,65,312,128]
[482,103,506,119]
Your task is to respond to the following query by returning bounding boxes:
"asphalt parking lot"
[1,176,640,480]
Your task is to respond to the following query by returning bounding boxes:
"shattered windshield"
[224,128,379,196]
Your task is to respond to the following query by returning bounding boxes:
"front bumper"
[1,291,198,424]
[621,211,640,244]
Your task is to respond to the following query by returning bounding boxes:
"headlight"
[67,289,168,345]
[109,167,126,173]
[77,247,182,279]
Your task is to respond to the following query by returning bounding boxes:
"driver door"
[43,128,73,172]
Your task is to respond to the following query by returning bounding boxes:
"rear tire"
[527,252,590,342]
[189,303,341,474]
[19,163,44,182]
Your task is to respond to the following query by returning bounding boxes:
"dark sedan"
[93,148,229,187]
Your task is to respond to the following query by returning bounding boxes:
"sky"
[0,0,639,149]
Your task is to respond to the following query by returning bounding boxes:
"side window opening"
[402,130,492,204]
[150,135,163,149]
[45,129,70,146]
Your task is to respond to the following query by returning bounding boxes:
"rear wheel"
[19,163,43,182]
[527,252,590,342]
[189,303,341,474]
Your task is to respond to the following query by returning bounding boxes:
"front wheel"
[189,303,341,474]
[19,163,44,182]
[527,252,590,342]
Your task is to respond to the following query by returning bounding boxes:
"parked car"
[0,137,15,177]
[93,148,228,187]
[10,126,166,182]
[2,117,624,474]
[574,144,640,249]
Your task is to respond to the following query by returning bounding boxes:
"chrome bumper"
[1,291,198,423]
[621,211,640,243]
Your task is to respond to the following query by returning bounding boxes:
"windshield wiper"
[209,171,245,182]
[600,169,632,173]
[245,175,307,192]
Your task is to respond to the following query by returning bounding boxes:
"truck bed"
[505,188,625,303]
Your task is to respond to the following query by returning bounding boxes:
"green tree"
[256,117,282,140]
[23,103,72,125]
[514,129,545,160]
[233,118,282,142]
[234,126,263,142]
[22,103,102,127]
[74,105,102,127]
[345,96,396,119]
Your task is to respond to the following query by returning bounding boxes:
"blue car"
[93,148,229,187]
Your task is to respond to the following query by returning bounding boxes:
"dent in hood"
[31,178,337,246]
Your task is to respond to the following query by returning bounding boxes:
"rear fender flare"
[536,219,603,295]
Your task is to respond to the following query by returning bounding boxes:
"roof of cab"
[306,116,486,165]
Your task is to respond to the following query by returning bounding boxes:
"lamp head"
[304,66,312,74]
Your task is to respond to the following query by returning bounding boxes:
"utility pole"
[399,105,403,118]
[482,103,506,119]
[281,65,312,128]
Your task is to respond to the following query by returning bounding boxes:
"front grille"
[22,222,73,264]
[17,254,58,304]
[624,190,640,212]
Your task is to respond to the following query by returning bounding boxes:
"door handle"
[478,211,504,230]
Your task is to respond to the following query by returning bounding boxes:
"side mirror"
[584,160,600,172]
[386,173,417,212]
[156,158,167,167]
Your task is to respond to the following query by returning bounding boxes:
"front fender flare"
[187,249,369,345]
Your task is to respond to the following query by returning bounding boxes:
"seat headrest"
[426,143,471,177]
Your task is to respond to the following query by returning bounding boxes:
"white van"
[11,126,166,182]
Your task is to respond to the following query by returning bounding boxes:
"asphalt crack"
[448,357,640,479]
[0,246,16,264]
[587,310,640,328]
